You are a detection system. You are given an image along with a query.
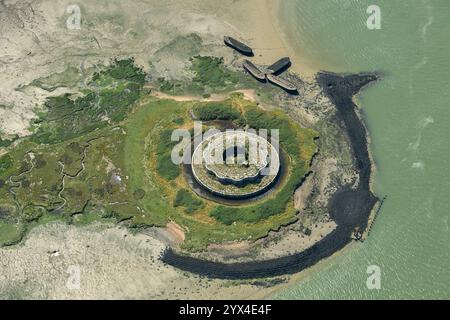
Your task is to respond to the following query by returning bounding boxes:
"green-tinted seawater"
[273,0,450,299]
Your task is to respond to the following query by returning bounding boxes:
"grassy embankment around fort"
[0,57,316,251]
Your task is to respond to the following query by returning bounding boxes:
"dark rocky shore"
[161,72,380,279]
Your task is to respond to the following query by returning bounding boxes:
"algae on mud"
[125,94,316,250]
[0,56,317,252]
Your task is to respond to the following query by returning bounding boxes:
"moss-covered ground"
[0,56,317,251]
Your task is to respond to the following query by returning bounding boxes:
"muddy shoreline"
[161,72,380,279]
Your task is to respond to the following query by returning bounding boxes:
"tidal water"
[273,0,450,299]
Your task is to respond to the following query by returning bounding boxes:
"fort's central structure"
[191,131,280,199]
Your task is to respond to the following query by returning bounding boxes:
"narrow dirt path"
[149,89,259,103]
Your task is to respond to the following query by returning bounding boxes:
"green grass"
[190,56,239,89]
[21,206,45,222]
[0,135,18,148]
[155,129,181,180]
[94,58,146,84]
[0,94,317,251]
[72,209,116,226]
[122,95,317,250]
[0,55,318,251]
[122,98,189,226]
[157,56,244,96]
[0,58,150,246]
[194,103,241,121]
[32,58,146,144]
[0,59,181,246]
[173,189,203,214]
[0,155,13,176]
[0,221,24,246]
[157,78,175,92]
[156,153,180,180]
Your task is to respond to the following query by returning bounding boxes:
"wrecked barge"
[267,57,291,74]
[266,74,297,92]
[224,36,254,56]
[242,59,266,81]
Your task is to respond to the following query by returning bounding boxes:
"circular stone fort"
[191,131,280,199]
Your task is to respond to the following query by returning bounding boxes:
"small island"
[0,22,381,303]
[0,46,380,281]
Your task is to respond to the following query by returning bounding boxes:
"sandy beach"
[219,0,319,79]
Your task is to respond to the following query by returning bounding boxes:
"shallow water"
[273,0,450,299]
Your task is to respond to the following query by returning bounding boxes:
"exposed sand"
[166,221,186,244]
[0,0,315,138]
[0,222,270,299]
[217,0,318,79]
[232,0,319,81]
[0,0,343,299]
[150,88,258,103]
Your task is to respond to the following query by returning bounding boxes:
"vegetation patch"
[0,135,18,148]
[190,56,239,90]
[157,56,249,96]
[173,189,203,214]
[0,59,147,246]
[0,155,13,176]
[155,129,181,180]
[194,103,241,121]
[32,58,146,144]
[0,221,24,247]
[0,56,317,252]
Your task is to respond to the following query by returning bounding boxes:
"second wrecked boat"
[267,57,291,74]
[242,59,266,81]
[266,74,297,92]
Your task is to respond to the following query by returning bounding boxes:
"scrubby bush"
[33,59,146,144]
[157,153,180,180]
[0,155,13,176]
[190,56,239,90]
[194,103,241,121]
[0,136,18,148]
[155,129,180,180]
[173,189,203,214]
